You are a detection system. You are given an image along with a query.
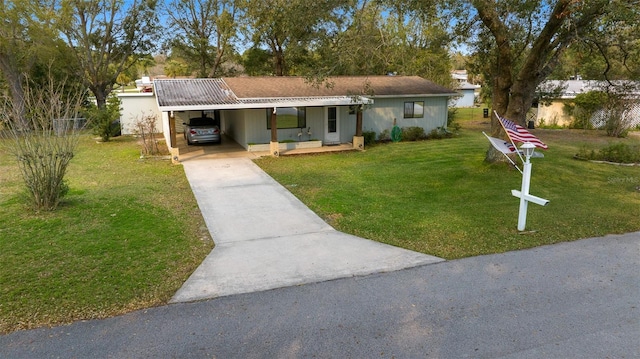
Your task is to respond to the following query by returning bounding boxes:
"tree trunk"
[472,0,513,136]
[92,86,107,109]
[274,51,285,76]
[0,54,27,130]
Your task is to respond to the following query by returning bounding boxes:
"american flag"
[497,114,548,150]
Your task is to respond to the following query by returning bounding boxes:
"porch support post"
[270,108,279,157]
[356,106,363,136]
[169,111,180,164]
[169,111,177,148]
[353,105,364,150]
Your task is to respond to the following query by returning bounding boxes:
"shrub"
[537,116,563,129]
[0,78,86,211]
[362,130,376,145]
[576,143,640,164]
[401,126,426,141]
[570,91,607,129]
[447,108,461,132]
[132,112,161,156]
[84,94,121,142]
[599,143,640,163]
[378,129,391,142]
[602,94,634,138]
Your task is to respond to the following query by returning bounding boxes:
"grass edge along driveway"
[255,125,639,259]
[0,136,213,334]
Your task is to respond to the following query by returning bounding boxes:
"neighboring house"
[451,70,468,84]
[452,82,481,108]
[119,75,456,158]
[450,70,481,108]
[536,79,640,128]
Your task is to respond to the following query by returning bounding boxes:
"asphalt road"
[1,232,638,358]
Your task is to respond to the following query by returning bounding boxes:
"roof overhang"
[154,76,456,112]
[371,93,459,99]
[158,96,373,112]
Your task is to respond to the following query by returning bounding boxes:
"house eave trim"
[372,93,459,99]
[157,96,373,112]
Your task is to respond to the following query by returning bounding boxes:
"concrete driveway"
[2,232,637,358]
[171,156,443,302]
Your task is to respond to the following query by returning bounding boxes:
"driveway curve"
[172,157,443,302]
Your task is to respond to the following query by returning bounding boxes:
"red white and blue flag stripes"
[496,114,548,150]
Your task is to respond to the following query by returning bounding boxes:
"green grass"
[255,114,640,260]
[0,135,213,334]
[1,114,638,334]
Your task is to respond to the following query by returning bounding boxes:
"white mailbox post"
[511,142,549,231]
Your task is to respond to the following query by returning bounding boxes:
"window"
[267,107,306,129]
[328,107,337,133]
[404,101,424,118]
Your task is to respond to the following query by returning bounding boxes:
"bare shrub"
[0,78,86,211]
[132,112,161,156]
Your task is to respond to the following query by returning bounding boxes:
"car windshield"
[189,117,215,126]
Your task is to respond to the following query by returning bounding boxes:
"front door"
[324,107,340,144]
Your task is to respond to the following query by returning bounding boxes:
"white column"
[517,156,532,231]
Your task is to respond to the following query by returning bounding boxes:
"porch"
[176,135,357,162]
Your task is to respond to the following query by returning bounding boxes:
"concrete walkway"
[171,157,443,302]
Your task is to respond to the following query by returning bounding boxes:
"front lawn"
[0,136,213,334]
[1,116,637,334]
[255,116,640,259]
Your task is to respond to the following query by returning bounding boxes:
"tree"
[461,0,622,135]
[239,0,351,76]
[58,0,161,109]
[381,0,453,86]
[0,0,30,129]
[550,1,640,81]
[315,1,391,76]
[165,0,239,78]
[164,59,192,77]
[83,93,122,142]
[241,47,274,76]
[307,0,454,87]
[0,0,80,129]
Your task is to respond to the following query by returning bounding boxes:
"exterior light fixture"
[521,142,535,158]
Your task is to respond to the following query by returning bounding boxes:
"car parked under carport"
[183,115,221,145]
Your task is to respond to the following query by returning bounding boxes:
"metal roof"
[155,78,240,109]
[154,76,455,112]
[539,80,640,99]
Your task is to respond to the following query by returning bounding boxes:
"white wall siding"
[363,97,448,136]
[451,90,475,107]
[340,107,357,142]
[306,107,325,141]
[240,107,328,146]
[118,93,164,135]
[243,109,270,145]
[224,109,247,147]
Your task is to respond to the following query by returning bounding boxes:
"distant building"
[536,80,640,128]
[450,70,481,108]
